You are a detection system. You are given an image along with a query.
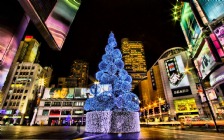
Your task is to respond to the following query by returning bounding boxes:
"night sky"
[24,0,187,84]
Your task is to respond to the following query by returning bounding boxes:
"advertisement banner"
[42,85,111,99]
[50,88,74,98]
[214,25,224,46]
[165,55,192,97]
[174,98,198,113]
[194,40,217,79]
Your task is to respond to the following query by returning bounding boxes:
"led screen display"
[42,84,111,99]
[198,0,224,22]
[180,3,201,51]
[0,28,16,90]
[194,40,217,79]
[44,0,80,49]
[0,16,29,90]
[18,0,81,50]
[210,33,224,58]
[214,25,224,47]
[50,88,74,98]
[164,55,192,97]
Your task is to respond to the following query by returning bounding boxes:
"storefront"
[174,98,199,120]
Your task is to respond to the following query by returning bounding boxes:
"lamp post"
[198,77,219,132]
[185,68,219,132]
[158,98,162,117]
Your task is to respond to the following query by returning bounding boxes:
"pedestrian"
[76,121,80,133]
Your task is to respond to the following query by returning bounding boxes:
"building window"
[52,102,61,106]
[49,110,60,116]
[44,102,51,106]
[42,110,49,116]
[6,95,10,99]
[61,110,71,115]
[3,102,7,106]
[23,96,26,100]
[30,72,33,75]
[73,109,83,115]
[62,102,72,106]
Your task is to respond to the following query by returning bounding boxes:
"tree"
[84,32,140,112]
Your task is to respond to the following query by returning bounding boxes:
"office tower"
[18,36,40,63]
[121,38,147,90]
[0,62,52,125]
[70,60,89,87]
[0,36,40,105]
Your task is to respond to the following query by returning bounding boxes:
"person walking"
[76,121,80,133]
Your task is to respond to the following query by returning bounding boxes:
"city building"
[70,60,89,87]
[57,77,76,88]
[121,38,147,90]
[1,0,81,96]
[139,47,202,122]
[175,0,224,119]
[158,49,202,121]
[0,62,52,125]
[1,36,41,105]
[35,87,90,126]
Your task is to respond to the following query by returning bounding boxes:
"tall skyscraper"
[121,38,147,90]
[70,60,89,87]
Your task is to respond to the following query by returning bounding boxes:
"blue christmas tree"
[84,32,140,112]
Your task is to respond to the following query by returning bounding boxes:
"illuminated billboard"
[194,40,218,79]
[0,15,29,90]
[198,0,224,22]
[214,25,224,47]
[42,85,112,99]
[180,3,201,53]
[164,55,192,97]
[174,98,198,113]
[50,88,74,98]
[210,33,224,57]
[18,0,81,50]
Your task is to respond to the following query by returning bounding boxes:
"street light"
[158,98,162,117]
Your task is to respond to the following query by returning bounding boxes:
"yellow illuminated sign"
[174,98,198,113]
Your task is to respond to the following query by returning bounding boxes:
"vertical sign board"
[164,55,192,97]
[150,69,157,90]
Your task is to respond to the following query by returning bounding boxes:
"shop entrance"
[48,117,59,126]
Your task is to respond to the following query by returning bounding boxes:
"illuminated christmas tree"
[84,32,140,112]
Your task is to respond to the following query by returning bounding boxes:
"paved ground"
[1,125,224,139]
[0,126,84,139]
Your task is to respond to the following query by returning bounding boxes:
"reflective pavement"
[1,125,224,139]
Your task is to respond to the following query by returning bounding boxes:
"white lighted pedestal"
[85,111,140,133]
